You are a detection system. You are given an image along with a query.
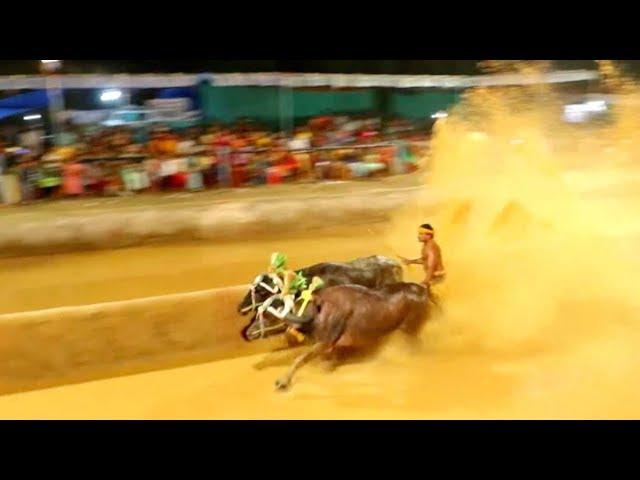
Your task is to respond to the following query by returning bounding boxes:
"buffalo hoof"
[275,377,291,391]
[321,359,339,373]
[285,335,301,348]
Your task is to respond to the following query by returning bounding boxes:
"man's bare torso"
[422,240,445,279]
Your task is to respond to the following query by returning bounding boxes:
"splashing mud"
[5,62,640,419]
[383,61,640,416]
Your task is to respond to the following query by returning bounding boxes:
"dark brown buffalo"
[238,256,403,341]
[250,282,430,390]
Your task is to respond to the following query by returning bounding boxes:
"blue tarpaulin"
[0,90,48,120]
[0,107,34,120]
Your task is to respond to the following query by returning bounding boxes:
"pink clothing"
[62,162,85,195]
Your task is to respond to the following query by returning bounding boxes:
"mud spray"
[6,62,640,419]
[381,61,640,418]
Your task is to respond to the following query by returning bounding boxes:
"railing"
[0,70,599,90]
[70,139,429,162]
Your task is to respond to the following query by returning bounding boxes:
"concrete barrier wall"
[0,190,414,257]
[0,285,285,395]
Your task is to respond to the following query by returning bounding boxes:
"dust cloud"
[382,61,640,416]
[5,62,640,418]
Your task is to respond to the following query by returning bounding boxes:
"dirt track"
[2,326,639,419]
[3,168,640,418]
[0,223,405,396]
[2,208,640,418]
[0,223,394,315]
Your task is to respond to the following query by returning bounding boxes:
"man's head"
[418,223,435,243]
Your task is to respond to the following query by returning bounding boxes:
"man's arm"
[398,255,424,266]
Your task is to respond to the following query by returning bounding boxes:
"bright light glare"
[431,111,448,119]
[100,90,122,102]
[585,100,607,112]
[565,100,607,114]
[563,100,607,123]
[40,60,60,64]
[23,114,42,121]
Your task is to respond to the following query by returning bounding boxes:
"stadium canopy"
[0,70,599,90]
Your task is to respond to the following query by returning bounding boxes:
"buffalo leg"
[275,343,325,391]
[400,309,428,336]
[320,345,343,372]
[276,302,347,390]
[400,310,429,352]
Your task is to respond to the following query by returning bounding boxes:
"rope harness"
[247,274,285,339]
[245,253,323,339]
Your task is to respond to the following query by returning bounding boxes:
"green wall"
[198,84,462,125]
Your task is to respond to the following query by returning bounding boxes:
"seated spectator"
[201,155,218,188]
[28,114,428,199]
[104,164,124,196]
[278,152,299,181]
[288,131,311,151]
[293,153,312,180]
[38,161,62,199]
[249,153,270,185]
[186,157,204,191]
[144,157,162,192]
[18,155,41,203]
[147,130,164,157]
[62,158,87,197]
[86,161,107,196]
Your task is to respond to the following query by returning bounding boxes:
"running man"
[399,224,446,298]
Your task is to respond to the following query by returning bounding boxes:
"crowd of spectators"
[0,115,429,205]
